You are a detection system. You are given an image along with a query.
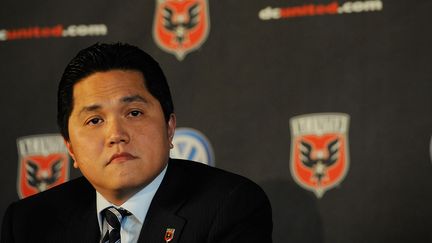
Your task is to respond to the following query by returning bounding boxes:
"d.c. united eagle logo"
[153,0,210,60]
[290,113,350,198]
[164,228,175,242]
[17,134,69,198]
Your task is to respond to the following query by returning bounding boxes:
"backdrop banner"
[0,0,431,242]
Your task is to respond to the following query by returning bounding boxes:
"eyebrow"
[121,95,148,104]
[78,95,149,116]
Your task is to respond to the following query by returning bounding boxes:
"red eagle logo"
[164,228,175,242]
[18,154,68,198]
[17,134,69,198]
[153,0,210,60]
[290,113,350,198]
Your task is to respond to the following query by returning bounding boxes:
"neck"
[97,187,141,206]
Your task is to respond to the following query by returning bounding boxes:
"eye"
[86,117,103,125]
[129,110,143,117]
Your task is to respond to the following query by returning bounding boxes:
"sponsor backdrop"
[0,0,431,242]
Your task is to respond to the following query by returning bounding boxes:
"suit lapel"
[137,159,188,243]
[137,204,185,243]
[63,178,100,242]
[70,203,100,242]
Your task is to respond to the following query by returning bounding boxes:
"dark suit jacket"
[1,159,272,243]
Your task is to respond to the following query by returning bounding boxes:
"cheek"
[133,127,170,156]
[70,123,104,146]
[136,124,169,144]
[70,134,104,162]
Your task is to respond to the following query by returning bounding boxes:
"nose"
[106,118,130,146]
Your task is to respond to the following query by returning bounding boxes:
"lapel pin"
[164,228,175,242]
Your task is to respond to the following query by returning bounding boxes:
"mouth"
[109,152,138,164]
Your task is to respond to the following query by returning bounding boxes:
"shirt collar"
[96,164,168,227]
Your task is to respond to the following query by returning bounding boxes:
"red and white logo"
[17,134,69,198]
[290,113,350,198]
[164,228,175,242]
[153,0,210,60]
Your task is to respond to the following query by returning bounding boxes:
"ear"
[167,113,176,143]
[64,139,79,169]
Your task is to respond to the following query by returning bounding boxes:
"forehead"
[72,70,151,105]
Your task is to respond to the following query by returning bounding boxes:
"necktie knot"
[102,206,131,243]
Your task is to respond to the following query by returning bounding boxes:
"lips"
[109,152,137,164]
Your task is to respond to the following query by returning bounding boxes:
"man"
[1,43,272,243]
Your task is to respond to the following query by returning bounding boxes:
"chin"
[114,177,149,190]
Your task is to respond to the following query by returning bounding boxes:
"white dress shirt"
[96,165,167,243]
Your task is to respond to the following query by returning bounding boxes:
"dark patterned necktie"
[102,206,131,243]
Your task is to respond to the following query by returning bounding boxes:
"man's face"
[65,69,175,203]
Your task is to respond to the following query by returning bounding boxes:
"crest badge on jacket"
[164,228,175,242]
[290,113,350,198]
[153,0,210,60]
[17,134,69,198]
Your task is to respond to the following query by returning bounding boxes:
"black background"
[1,0,431,242]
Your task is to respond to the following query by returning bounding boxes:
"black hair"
[57,42,174,140]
